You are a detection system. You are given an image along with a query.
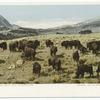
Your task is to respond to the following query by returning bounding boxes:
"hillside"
[1,14,100,39]
[0,15,38,40]
[0,15,12,28]
[39,17,100,34]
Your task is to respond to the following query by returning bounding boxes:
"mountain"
[76,17,100,27]
[75,18,100,33]
[0,15,38,40]
[11,24,21,29]
[1,14,100,39]
[40,17,100,34]
[0,15,12,28]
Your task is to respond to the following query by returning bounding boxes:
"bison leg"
[90,73,92,77]
[50,51,53,56]
[92,50,97,54]
[89,69,94,77]
[81,73,84,78]
[75,71,80,78]
[52,65,55,70]
[97,72,99,77]
[38,71,41,77]
[90,72,93,77]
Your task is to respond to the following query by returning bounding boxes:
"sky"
[0,5,100,29]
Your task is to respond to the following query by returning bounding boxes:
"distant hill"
[0,15,39,40]
[39,17,100,34]
[1,14,100,39]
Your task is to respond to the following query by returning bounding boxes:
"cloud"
[15,18,82,29]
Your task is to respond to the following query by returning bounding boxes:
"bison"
[87,41,100,54]
[18,39,40,52]
[22,46,36,60]
[18,39,28,52]
[48,56,62,71]
[45,39,54,47]
[28,40,40,50]
[0,42,7,50]
[9,41,18,52]
[33,62,41,77]
[61,41,69,49]
[61,40,82,49]
[76,64,93,78]
[50,46,57,56]
[73,50,80,62]
[79,45,88,54]
[33,40,40,50]
[71,40,82,49]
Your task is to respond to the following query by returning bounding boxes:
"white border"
[0,1,100,98]
[0,1,100,5]
[0,84,100,98]
[0,84,100,97]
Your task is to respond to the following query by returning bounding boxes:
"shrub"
[29,76,35,81]
[52,75,62,83]
[0,59,5,64]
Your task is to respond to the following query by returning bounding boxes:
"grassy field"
[0,33,100,84]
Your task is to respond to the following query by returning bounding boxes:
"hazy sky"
[0,5,100,28]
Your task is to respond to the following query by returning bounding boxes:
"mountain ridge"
[1,14,100,36]
[0,15,12,28]
[39,17,100,34]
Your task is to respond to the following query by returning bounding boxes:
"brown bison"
[73,50,80,62]
[18,39,28,52]
[33,62,41,77]
[71,40,82,49]
[48,56,62,71]
[61,40,82,49]
[61,41,69,49]
[9,41,18,52]
[22,46,36,60]
[87,41,100,54]
[79,45,88,54]
[76,64,93,78]
[0,42,7,50]
[27,40,40,50]
[45,39,54,47]
[18,39,40,52]
[50,45,57,56]
[33,40,40,50]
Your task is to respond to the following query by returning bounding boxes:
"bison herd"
[0,38,100,79]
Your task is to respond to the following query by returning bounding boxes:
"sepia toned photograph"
[0,5,100,84]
